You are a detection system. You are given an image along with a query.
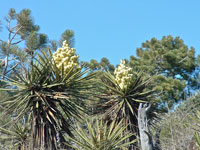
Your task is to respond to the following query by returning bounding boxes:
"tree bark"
[138,103,154,150]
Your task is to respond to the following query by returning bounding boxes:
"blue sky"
[0,0,200,66]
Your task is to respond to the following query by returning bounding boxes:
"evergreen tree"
[0,8,48,79]
[83,57,115,72]
[59,29,75,47]
[127,35,197,109]
[49,29,75,52]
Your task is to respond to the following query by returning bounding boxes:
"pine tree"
[128,35,197,110]
[83,57,115,72]
[0,8,48,79]
[59,29,75,47]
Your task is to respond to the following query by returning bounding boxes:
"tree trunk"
[138,103,154,150]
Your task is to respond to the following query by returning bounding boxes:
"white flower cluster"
[114,60,133,90]
[52,41,80,73]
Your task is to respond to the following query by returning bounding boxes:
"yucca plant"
[0,122,30,150]
[96,60,154,149]
[194,132,200,150]
[0,42,96,149]
[67,118,136,150]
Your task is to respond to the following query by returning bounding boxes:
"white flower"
[114,59,133,90]
[52,40,80,74]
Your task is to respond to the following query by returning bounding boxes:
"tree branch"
[9,26,22,44]
[4,62,19,75]
[12,39,24,45]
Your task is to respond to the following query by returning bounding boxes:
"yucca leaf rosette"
[66,119,136,150]
[0,42,96,149]
[97,59,154,145]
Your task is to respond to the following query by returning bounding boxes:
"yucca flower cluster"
[52,41,80,73]
[114,60,133,90]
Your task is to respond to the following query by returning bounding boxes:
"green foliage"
[2,7,200,150]
[8,8,16,20]
[59,30,75,47]
[96,70,154,147]
[49,40,58,51]
[153,75,186,109]
[0,41,26,59]
[0,8,48,80]
[194,132,200,150]
[156,92,200,150]
[83,57,115,72]
[25,31,48,56]
[0,122,30,150]
[159,110,193,149]
[16,9,39,39]
[190,110,200,150]
[128,35,197,109]
[0,50,96,149]
[25,31,42,50]
[67,119,136,150]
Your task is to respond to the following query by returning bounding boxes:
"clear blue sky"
[1,0,200,66]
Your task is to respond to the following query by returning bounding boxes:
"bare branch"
[12,39,24,45]
[2,56,8,79]
[4,62,19,74]
[9,26,22,44]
